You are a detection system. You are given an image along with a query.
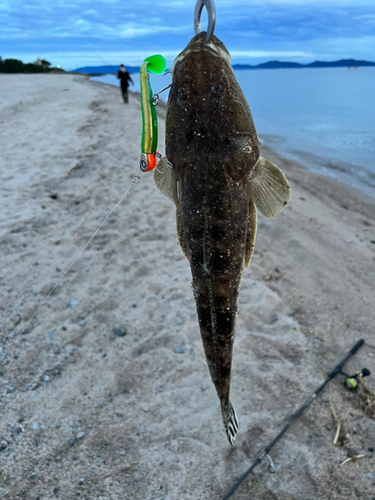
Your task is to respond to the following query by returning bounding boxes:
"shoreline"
[1,74,374,500]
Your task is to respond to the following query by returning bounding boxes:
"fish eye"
[177,86,189,100]
[212,83,225,95]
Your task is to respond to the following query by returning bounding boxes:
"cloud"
[1,1,375,68]
[229,50,314,59]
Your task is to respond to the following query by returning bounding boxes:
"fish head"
[166,32,260,182]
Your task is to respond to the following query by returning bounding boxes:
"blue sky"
[1,0,374,69]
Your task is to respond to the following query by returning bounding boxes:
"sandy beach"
[0,73,374,500]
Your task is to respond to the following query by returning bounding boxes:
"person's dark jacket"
[117,71,133,90]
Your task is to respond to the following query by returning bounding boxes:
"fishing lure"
[139,54,167,172]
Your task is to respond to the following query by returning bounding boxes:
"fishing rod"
[221,338,365,500]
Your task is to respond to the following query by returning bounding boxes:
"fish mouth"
[172,32,231,74]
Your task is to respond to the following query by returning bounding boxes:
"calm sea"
[92,66,375,197]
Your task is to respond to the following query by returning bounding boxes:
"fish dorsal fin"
[248,156,291,219]
[244,199,257,268]
[153,157,178,206]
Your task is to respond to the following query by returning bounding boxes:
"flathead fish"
[154,32,291,445]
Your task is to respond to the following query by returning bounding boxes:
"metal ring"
[194,0,216,44]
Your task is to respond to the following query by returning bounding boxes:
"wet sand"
[0,73,374,499]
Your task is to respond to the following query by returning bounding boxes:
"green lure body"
[140,54,166,172]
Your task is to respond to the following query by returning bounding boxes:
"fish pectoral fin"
[153,157,189,260]
[249,156,291,219]
[244,199,257,268]
[153,157,178,205]
[176,201,189,261]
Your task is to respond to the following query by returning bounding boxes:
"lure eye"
[212,83,225,95]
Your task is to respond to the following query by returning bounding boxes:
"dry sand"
[0,73,374,500]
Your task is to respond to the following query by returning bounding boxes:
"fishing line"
[20,169,143,334]
[221,339,365,500]
[20,53,167,333]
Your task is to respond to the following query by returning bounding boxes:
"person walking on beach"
[117,64,134,104]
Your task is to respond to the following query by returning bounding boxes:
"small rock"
[368,447,374,452]
[29,473,37,480]
[346,447,359,458]
[120,451,125,456]
[69,300,78,308]
[79,478,84,483]
[0,442,7,451]
[44,376,50,382]
[32,422,38,430]
[5,385,16,393]
[78,319,88,326]
[131,303,137,308]
[113,327,127,337]
[174,347,185,354]
[159,461,164,466]
[201,385,206,391]
[76,431,85,439]
[68,438,75,447]
[61,325,67,331]
[365,473,372,479]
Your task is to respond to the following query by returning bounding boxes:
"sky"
[1,0,374,70]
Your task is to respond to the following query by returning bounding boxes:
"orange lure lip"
[140,153,158,172]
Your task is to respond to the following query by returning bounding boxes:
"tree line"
[0,57,60,73]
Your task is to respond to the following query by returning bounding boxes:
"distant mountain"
[232,59,375,70]
[73,59,375,74]
[305,59,375,68]
[72,65,141,74]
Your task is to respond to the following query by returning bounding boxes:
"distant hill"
[232,59,375,70]
[72,65,141,74]
[73,59,375,74]
[305,59,375,68]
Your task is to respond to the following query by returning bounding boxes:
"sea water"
[92,66,375,197]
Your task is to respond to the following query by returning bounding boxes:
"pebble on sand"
[77,431,85,439]
[113,327,127,337]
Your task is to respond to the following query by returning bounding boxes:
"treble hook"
[194,0,216,44]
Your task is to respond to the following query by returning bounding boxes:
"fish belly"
[179,165,249,403]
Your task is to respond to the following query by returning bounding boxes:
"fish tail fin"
[222,400,239,446]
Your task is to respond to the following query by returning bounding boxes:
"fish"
[154,32,291,446]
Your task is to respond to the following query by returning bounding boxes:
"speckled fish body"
[154,32,291,445]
